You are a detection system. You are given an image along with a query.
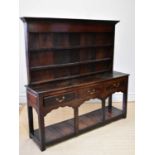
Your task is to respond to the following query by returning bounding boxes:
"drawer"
[79,85,102,100]
[104,78,127,95]
[44,92,76,107]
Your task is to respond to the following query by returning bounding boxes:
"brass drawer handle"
[113,83,120,88]
[88,89,96,95]
[56,96,65,103]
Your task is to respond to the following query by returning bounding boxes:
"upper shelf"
[30,70,110,85]
[30,58,112,71]
[29,44,113,52]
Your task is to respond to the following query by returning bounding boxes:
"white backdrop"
[19,0,135,103]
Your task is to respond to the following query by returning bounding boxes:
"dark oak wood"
[27,106,34,138]
[21,17,129,151]
[102,99,106,121]
[122,78,128,118]
[38,95,45,151]
[30,58,112,71]
[74,108,79,134]
[108,95,112,113]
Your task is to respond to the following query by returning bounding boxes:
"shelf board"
[31,70,109,85]
[29,44,113,52]
[30,58,112,71]
[33,106,123,145]
[29,31,114,34]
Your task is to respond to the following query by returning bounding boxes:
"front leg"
[38,95,46,151]
[27,105,34,138]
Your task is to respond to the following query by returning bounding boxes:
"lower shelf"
[34,106,123,146]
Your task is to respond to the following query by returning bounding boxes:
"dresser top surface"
[27,71,128,94]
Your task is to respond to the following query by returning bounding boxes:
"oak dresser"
[21,17,129,151]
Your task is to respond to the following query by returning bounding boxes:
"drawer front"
[78,85,102,100]
[104,78,127,96]
[44,92,76,107]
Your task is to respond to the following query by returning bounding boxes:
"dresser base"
[31,106,124,150]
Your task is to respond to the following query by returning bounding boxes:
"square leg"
[102,99,105,121]
[38,113,46,151]
[122,92,128,118]
[108,95,112,113]
[74,107,79,134]
[27,105,34,138]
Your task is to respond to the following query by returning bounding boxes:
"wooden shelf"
[31,70,109,85]
[30,58,112,71]
[33,106,123,145]
[29,44,113,52]
[29,31,114,34]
